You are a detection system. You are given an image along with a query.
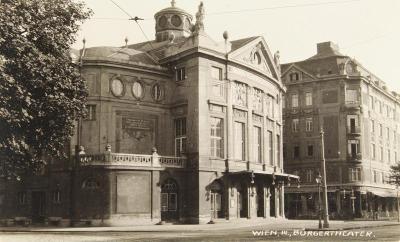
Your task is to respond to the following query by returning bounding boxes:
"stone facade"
[0,2,294,226]
[282,42,400,220]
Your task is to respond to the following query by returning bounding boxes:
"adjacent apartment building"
[0,2,295,226]
[282,42,399,220]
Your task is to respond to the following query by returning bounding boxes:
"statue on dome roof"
[193,1,205,33]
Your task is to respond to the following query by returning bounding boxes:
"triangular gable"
[228,36,280,80]
[281,63,316,81]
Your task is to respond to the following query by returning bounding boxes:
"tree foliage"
[0,0,92,179]
[389,164,400,187]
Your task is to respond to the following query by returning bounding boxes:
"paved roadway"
[1,224,400,242]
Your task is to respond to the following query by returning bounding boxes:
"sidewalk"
[0,219,398,233]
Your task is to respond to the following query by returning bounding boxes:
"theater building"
[282,42,400,220]
[0,2,296,226]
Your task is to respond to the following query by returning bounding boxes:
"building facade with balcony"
[282,41,400,220]
[0,2,296,226]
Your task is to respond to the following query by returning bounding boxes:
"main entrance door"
[31,191,46,223]
[161,178,179,221]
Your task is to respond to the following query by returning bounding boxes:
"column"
[227,80,233,162]
[274,186,280,218]
[264,186,270,218]
[280,185,285,217]
[151,171,161,221]
[247,85,253,164]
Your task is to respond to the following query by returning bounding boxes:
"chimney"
[317,41,339,55]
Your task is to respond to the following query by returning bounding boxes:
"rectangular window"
[210,117,224,158]
[291,94,298,108]
[349,168,361,182]
[85,105,96,121]
[373,170,377,183]
[305,92,312,106]
[276,135,280,168]
[348,140,360,158]
[293,145,300,159]
[268,131,273,166]
[379,124,383,137]
[211,66,222,80]
[386,127,390,140]
[307,145,314,157]
[175,118,187,156]
[305,118,313,132]
[381,172,385,183]
[234,122,245,160]
[177,67,186,81]
[253,126,262,163]
[306,169,313,183]
[380,146,384,161]
[350,118,356,133]
[18,192,26,205]
[52,191,61,204]
[369,95,374,110]
[161,193,168,211]
[387,149,391,164]
[371,144,376,160]
[292,119,299,132]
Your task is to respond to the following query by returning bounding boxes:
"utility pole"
[320,128,330,228]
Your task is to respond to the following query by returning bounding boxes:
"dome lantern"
[154,1,193,42]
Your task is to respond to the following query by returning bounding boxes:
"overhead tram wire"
[207,0,361,15]
[99,0,361,21]
[109,0,155,50]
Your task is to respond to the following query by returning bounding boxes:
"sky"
[72,0,400,92]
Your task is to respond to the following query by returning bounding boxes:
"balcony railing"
[79,146,186,169]
[347,126,361,134]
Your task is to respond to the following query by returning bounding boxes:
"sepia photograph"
[1,0,400,241]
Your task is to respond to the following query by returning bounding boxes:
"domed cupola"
[154,0,193,42]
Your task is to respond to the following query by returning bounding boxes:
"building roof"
[230,36,260,52]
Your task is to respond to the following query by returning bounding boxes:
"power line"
[109,0,155,50]
[207,0,362,15]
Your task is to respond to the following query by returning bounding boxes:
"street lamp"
[320,128,330,228]
[315,174,322,229]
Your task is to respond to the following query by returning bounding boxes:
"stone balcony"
[79,146,186,169]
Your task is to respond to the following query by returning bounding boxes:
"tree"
[0,0,92,179]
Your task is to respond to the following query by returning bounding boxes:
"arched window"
[161,178,179,214]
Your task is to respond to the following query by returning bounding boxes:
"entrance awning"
[228,170,299,180]
[367,189,398,198]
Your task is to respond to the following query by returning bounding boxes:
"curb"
[304,223,400,231]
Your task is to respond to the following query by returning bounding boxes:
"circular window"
[152,84,163,101]
[185,17,191,28]
[111,79,124,97]
[254,52,262,65]
[171,15,182,27]
[132,81,144,99]
[158,16,167,28]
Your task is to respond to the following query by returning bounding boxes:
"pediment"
[228,37,280,80]
[282,64,316,82]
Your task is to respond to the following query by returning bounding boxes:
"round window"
[111,79,124,97]
[171,15,182,27]
[132,81,144,99]
[158,16,167,28]
[152,84,163,101]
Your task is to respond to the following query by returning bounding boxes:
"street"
[1,221,399,242]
